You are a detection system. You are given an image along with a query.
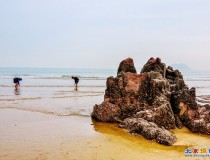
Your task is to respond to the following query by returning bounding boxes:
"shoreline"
[1,108,210,160]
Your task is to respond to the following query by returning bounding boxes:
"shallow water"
[0,86,104,117]
[0,73,210,117]
[0,74,108,115]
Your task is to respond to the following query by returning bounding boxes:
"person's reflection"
[14,88,20,95]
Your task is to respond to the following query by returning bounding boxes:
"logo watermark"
[184,148,210,159]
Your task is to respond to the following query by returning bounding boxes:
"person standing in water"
[13,77,22,90]
[71,76,79,90]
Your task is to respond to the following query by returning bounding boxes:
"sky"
[0,0,210,70]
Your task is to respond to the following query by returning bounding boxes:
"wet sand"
[0,108,210,160]
[0,77,210,160]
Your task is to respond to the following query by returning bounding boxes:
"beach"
[1,109,210,160]
[0,68,210,160]
[1,0,210,159]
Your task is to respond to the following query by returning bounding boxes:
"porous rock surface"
[92,57,210,145]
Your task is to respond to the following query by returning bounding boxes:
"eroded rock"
[92,57,210,146]
[119,118,177,146]
[92,102,121,122]
[117,57,137,75]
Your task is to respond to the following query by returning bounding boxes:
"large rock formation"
[92,57,210,146]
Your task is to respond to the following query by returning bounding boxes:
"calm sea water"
[0,67,209,117]
[0,67,116,78]
[0,68,114,116]
[0,68,115,88]
[0,67,210,94]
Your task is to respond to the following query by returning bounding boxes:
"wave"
[0,75,108,81]
[0,97,42,101]
[185,78,210,81]
[196,95,210,106]
[195,86,210,89]
[0,107,91,117]
[52,94,103,98]
[55,90,104,93]
[61,75,107,80]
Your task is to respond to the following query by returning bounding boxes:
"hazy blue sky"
[0,0,210,70]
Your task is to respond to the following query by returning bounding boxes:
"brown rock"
[120,118,177,146]
[91,102,121,122]
[102,70,176,129]
[117,57,137,75]
[187,119,210,135]
[141,57,166,78]
[92,57,210,146]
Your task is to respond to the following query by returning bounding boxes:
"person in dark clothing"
[13,77,22,90]
[71,76,79,90]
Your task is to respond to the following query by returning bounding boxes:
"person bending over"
[13,77,22,90]
[71,76,79,90]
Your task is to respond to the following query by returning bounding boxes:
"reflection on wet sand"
[92,119,210,160]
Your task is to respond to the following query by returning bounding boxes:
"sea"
[0,67,210,117]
